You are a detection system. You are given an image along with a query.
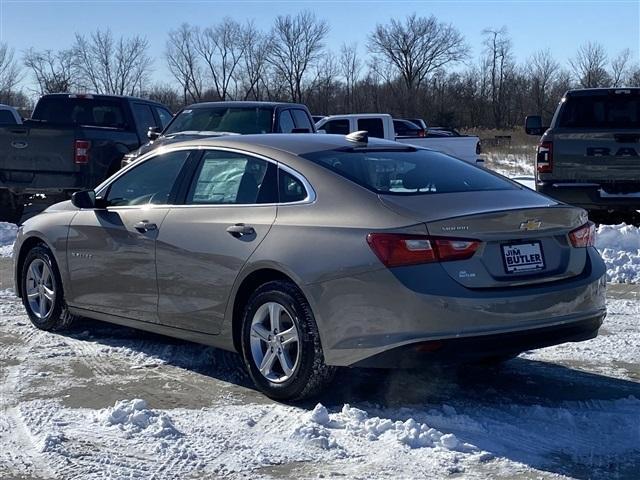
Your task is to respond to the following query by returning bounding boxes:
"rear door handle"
[134,221,157,232]
[226,223,255,237]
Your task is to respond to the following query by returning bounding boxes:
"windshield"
[302,148,517,195]
[558,95,640,129]
[164,106,274,135]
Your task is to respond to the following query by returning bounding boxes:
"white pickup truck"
[315,114,481,164]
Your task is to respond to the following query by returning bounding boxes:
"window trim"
[97,145,316,208]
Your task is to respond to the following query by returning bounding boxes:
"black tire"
[21,245,76,331]
[240,280,335,401]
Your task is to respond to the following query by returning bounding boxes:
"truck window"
[357,118,385,139]
[32,97,127,128]
[155,107,173,129]
[278,110,295,133]
[558,95,640,129]
[291,109,313,132]
[322,119,350,135]
[165,106,273,135]
[0,110,18,125]
[133,103,157,132]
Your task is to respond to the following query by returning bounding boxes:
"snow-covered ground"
[0,286,639,480]
[0,221,17,257]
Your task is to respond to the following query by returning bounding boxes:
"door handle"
[134,221,157,232]
[226,223,255,238]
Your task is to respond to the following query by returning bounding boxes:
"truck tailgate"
[0,125,79,190]
[397,136,479,163]
[551,130,640,184]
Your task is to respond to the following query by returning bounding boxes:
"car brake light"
[569,222,596,248]
[367,233,480,267]
[537,141,553,173]
[74,140,90,164]
[418,130,425,137]
[476,141,482,155]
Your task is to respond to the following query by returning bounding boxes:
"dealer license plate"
[502,242,545,274]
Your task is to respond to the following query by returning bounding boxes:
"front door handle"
[134,221,157,232]
[226,223,255,238]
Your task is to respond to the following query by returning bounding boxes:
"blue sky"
[1,0,638,86]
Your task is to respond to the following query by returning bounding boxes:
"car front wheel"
[240,280,335,400]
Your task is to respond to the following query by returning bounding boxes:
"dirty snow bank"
[596,223,640,283]
[0,222,17,257]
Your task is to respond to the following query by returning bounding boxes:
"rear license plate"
[502,242,545,274]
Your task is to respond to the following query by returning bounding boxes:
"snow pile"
[596,223,640,283]
[295,403,475,452]
[0,222,17,257]
[98,399,182,439]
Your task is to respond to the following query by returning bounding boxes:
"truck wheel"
[21,245,76,331]
[240,280,336,400]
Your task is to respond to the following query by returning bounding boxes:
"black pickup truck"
[121,101,316,167]
[0,93,172,223]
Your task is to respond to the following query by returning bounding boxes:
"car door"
[66,149,193,322]
[155,148,278,334]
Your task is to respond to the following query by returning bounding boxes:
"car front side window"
[104,150,191,206]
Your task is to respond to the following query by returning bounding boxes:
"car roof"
[40,93,167,106]
[565,88,640,97]
[158,133,406,156]
[185,101,308,110]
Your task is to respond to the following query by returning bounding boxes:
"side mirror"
[71,190,97,209]
[147,126,161,141]
[525,115,544,136]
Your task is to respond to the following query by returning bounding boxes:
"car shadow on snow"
[59,316,639,480]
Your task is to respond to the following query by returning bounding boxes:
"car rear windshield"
[302,148,516,195]
[32,97,128,128]
[164,107,273,135]
[558,95,640,129]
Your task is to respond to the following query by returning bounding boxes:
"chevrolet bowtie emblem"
[519,219,542,231]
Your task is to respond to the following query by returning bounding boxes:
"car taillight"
[367,233,480,267]
[75,140,90,164]
[476,141,482,155]
[536,141,552,173]
[569,222,596,248]
[418,129,426,137]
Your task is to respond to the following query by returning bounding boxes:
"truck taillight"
[367,233,480,267]
[476,141,482,155]
[536,141,552,173]
[74,140,90,164]
[569,222,596,248]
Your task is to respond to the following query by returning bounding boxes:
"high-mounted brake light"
[367,233,480,267]
[74,140,90,164]
[569,222,596,248]
[537,141,553,173]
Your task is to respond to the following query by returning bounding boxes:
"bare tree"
[239,21,271,100]
[166,24,203,104]
[570,42,610,88]
[528,48,560,116]
[339,42,361,111]
[24,48,76,94]
[482,27,514,128]
[368,14,468,113]
[611,48,631,87]
[268,11,329,102]
[194,18,247,100]
[0,43,22,95]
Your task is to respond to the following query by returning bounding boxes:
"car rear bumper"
[537,182,640,210]
[351,311,605,368]
[309,248,607,367]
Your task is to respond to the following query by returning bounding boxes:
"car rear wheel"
[21,245,76,331]
[240,280,335,400]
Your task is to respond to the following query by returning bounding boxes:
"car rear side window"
[187,150,277,205]
[322,119,350,135]
[302,148,516,195]
[559,95,640,129]
[33,97,127,128]
[357,118,385,138]
[104,150,191,206]
[279,169,307,203]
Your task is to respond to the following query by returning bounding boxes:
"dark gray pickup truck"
[526,88,640,223]
[0,94,172,223]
